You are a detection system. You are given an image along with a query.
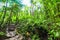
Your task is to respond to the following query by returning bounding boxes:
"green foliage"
[0,32,5,36]
[0,0,60,40]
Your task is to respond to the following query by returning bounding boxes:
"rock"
[5,34,23,40]
[6,31,16,37]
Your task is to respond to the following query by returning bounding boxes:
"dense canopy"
[0,0,60,40]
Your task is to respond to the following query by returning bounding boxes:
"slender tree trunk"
[0,0,8,26]
[0,0,8,31]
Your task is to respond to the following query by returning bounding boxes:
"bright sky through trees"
[0,2,4,8]
[0,0,31,8]
[22,0,31,7]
